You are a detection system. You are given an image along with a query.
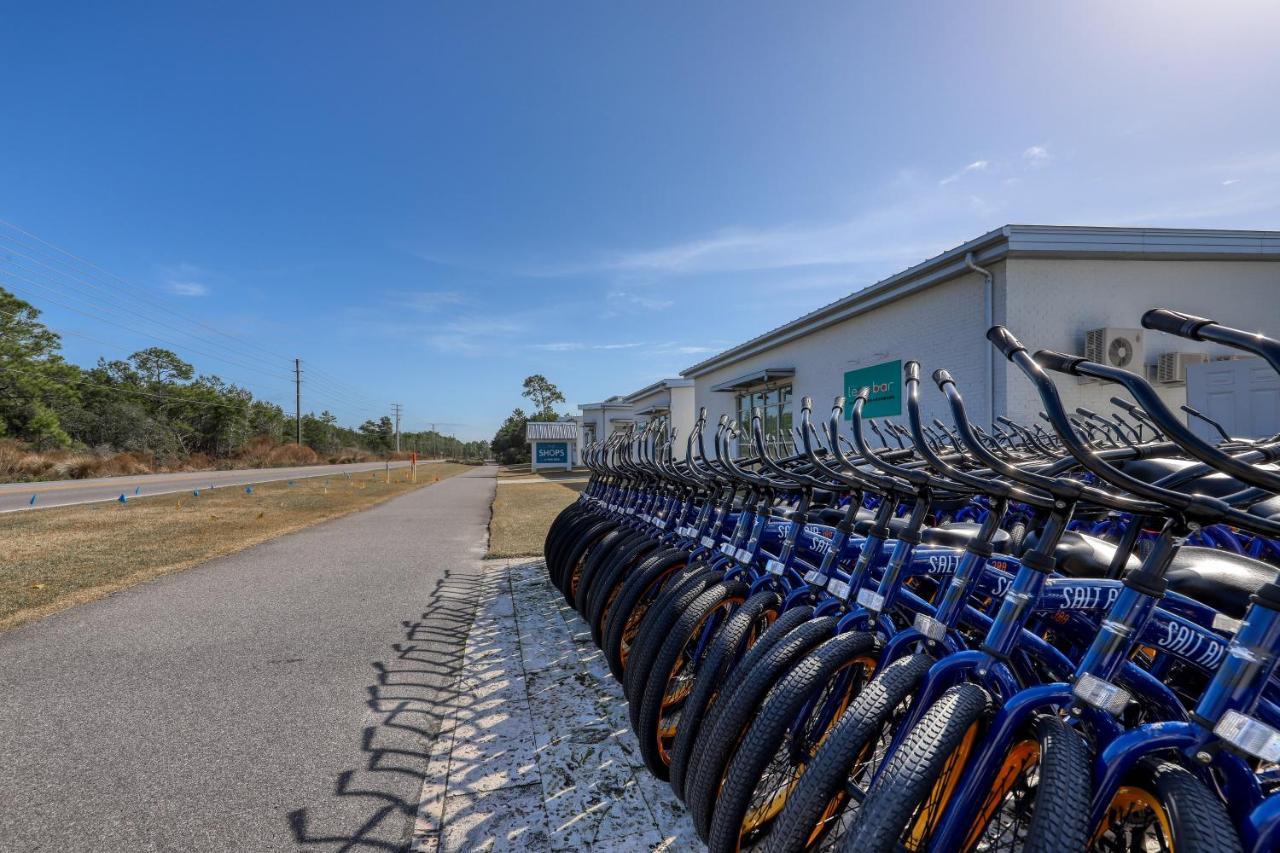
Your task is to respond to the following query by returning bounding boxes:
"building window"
[736,384,793,453]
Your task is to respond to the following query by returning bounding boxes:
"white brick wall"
[1001,258,1280,425]
[690,269,997,438]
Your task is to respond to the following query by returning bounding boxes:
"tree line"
[0,287,486,462]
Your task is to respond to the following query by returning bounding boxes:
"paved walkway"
[411,560,696,852]
[0,465,496,852]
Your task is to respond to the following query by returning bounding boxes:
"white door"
[1186,358,1280,441]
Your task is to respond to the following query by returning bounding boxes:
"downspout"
[965,252,996,428]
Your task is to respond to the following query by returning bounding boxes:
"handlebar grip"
[718,414,728,425]
[1109,396,1138,415]
[698,406,707,419]
[1033,349,1088,375]
[932,368,954,388]
[986,325,1027,360]
[855,386,870,402]
[1141,308,1213,340]
[802,395,813,411]
[904,361,921,382]
[833,395,846,410]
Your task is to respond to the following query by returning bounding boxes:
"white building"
[583,225,1280,449]
[578,378,698,457]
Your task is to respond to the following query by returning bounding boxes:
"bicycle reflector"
[856,588,885,613]
[1214,710,1280,763]
[1072,673,1132,716]
[912,613,947,642]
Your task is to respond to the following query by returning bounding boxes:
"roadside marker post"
[411,452,417,483]
[385,461,390,484]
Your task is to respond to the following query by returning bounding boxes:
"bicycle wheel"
[682,605,819,804]
[636,578,750,778]
[765,652,935,853]
[961,713,1090,853]
[556,519,615,605]
[669,590,786,801]
[708,630,878,852]
[843,682,990,853]
[1090,757,1241,853]
[573,526,631,613]
[585,535,658,644]
[624,563,719,708]
[600,547,690,680]
[686,616,842,841]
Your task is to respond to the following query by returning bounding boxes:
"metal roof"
[681,224,1280,379]
[525,421,578,441]
[710,367,796,392]
[624,377,694,403]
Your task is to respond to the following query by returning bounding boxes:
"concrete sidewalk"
[411,560,696,852]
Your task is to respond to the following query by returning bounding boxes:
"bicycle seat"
[1120,458,1252,498]
[1165,548,1280,619]
[851,516,1010,550]
[921,522,1012,551]
[1023,530,1142,578]
[1249,494,1280,521]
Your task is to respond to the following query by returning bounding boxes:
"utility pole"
[294,358,302,445]
[391,403,403,452]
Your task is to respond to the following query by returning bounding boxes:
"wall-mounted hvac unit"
[1081,328,1145,382]
[1156,352,1209,385]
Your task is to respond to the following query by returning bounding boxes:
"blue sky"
[2,1,1278,440]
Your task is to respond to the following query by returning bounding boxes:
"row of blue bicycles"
[542,309,1280,852]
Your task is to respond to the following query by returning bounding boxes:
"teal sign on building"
[843,360,902,419]
[536,442,569,464]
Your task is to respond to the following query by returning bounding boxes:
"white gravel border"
[410,559,697,852]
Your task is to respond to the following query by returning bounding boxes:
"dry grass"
[487,478,586,558]
[0,437,396,484]
[0,462,474,631]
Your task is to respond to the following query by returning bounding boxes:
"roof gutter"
[965,251,996,428]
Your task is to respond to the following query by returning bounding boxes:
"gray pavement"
[0,459,427,513]
[0,464,497,852]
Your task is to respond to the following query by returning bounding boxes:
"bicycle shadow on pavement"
[287,567,484,852]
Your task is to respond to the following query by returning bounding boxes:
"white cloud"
[1223,178,1241,186]
[938,160,989,186]
[167,280,208,297]
[530,340,647,352]
[1022,145,1052,167]
[398,290,465,311]
[609,290,674,310]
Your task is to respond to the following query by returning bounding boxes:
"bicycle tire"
[765,652,935,853]
[843,682,991,853]
[708,629,878,852]
[669,590,785,801]
[686,615,842,841]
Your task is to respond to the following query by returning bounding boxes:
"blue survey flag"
[118,494,127,504]
[245,486,254,494]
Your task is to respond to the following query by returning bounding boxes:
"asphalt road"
[0,459,425,513]
[0,464,497,852]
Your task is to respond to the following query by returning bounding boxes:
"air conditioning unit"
[1081,328,1145,383]
[1156,352,1208,385]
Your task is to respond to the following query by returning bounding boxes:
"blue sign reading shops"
[536,442,569,464]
